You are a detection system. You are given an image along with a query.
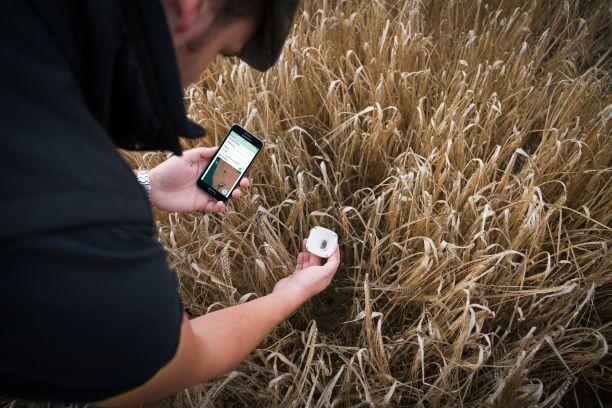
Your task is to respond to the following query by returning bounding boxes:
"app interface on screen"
[200,131,258,197]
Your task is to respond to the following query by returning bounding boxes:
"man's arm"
[100,243,340,407]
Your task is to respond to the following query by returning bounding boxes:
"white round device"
[305,226,338,258]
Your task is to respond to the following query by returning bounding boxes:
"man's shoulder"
[0,1,154,242]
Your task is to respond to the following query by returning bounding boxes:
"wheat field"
[124,0,611,406]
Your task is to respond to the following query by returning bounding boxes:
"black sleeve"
[0,222,184,403]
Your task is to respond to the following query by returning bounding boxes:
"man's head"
[162,0,300,86]
[162,0,263,85]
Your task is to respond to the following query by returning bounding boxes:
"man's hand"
[149,147,250,212]
[273,239,341,303]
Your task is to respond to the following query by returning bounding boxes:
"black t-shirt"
[0,223,184,402]
[0,0,204,402]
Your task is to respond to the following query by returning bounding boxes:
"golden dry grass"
[125,0,611,406]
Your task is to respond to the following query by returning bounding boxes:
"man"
[0,0,341,405]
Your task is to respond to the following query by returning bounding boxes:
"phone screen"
[199,128,260,198]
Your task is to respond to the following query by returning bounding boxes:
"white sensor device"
[306,226,338,258]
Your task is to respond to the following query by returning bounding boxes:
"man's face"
[162,0,259,86]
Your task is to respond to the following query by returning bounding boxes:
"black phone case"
[196,124,263,202]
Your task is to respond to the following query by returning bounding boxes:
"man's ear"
[175,0,202,32]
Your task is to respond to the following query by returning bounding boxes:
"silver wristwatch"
[136,168,152,200]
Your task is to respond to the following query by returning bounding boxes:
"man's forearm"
[100,248,339,407]
[188,288,305,381]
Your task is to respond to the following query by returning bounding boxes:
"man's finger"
[321,248,341,275]
[183,147,218,163]
[204,200,217,212]
[296,252,305,271]
[302,251,310,265]
[308,253,322,267]
[231,189,242,199]
[214,201,226,212]
[239,177,250,188]
[302,237,321,266]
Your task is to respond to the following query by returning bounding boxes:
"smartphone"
[197,124,263,202]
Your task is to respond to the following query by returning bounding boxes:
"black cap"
[238,0,300,71]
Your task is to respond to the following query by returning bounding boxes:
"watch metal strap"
[136,169,152,200]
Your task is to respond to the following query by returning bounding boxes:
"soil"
[309,285,354,335]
